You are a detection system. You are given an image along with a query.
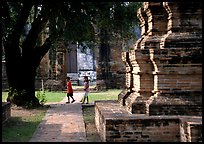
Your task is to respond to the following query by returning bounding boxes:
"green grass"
[82,106,95,123]
[2,108,47,142]
[2,90,66,142]
[82,105,101,142]
[2,91,66,103]
[42,91,66,102]
[88,89,120,102]
[2,92,8,102]
[2,89,121,103]
[2,89,122,142]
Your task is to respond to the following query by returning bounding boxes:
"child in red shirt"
[66,77,75,103]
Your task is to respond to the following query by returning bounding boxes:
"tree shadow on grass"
[2,116,42,142]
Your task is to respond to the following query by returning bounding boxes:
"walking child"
[66,77,75,104]
[82,76,90,104]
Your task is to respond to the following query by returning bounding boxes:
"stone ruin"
[95,2,202,142]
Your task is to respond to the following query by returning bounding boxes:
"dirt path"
[29,92,87,142]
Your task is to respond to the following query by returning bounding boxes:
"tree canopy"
[2,1,142,107]
[2,1,142,47]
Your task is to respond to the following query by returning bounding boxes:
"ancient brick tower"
[95,2,202,142]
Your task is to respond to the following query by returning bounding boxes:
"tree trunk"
[5,45,40,107]
[4,36,39,106]
[96,28,111,91]
[3,2,41,107]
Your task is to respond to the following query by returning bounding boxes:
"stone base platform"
[149,95,202,116]
[95,100,202,142]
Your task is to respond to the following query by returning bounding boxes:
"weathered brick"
[95,1,202,142]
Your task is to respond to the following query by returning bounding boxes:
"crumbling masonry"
[95,2,202,142]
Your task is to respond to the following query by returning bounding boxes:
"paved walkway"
[29,92,87,142]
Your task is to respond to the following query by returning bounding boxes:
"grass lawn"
[2,106,48,142]
[2,91,66,102]
[87,89,120,102]
[2,89,121,103]
[2,89,121,142]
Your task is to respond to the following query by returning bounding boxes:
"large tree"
[2,1,141,107]
[94,2,141,90]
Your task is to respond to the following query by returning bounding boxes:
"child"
[66,77,75,104]
[82,76,90,104]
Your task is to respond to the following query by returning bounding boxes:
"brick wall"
[95,100,202,142]
[105,118,180,142]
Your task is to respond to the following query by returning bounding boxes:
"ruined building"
[35,42,97,91]
[95,2,202,142]
[35,37,126,91]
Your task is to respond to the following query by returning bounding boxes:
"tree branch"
[33,37,54,69]
[10,1,33,47]
[22,4,50,56]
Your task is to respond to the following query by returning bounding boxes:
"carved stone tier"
[149,48,202,116]
[118,51,133,106]
[160,2,202,49]
[134,7,148,49]
[124,49,154,114]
